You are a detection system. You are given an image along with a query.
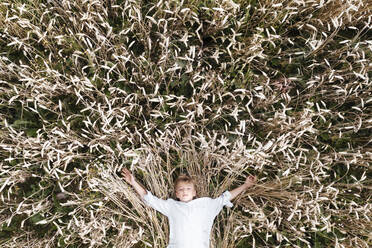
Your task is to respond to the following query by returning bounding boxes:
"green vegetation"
[0,0,371,247]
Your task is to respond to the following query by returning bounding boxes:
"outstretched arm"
[122,168,171,216]
[229,175,257,201]
[121,168,147,198]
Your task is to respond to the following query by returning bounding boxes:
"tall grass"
[0,0,371,247]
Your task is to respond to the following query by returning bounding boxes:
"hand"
[244,175,257,188]
[229,175,257,201]
[121,168,135,185]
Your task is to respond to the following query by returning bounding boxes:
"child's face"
[175,182,196,202]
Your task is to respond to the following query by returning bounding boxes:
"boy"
[121,168,257,248]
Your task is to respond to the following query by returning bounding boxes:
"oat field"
[0,0,371,247]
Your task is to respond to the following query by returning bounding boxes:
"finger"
[121,170,129,178]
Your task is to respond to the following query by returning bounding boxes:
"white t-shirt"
[143,190,233,248]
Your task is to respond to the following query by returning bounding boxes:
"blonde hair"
[174,174,194,188]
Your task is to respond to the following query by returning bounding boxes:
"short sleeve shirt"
[143,191,233,248]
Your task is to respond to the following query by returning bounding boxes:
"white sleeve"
[142,191,171,216]
[210,191,234,217]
